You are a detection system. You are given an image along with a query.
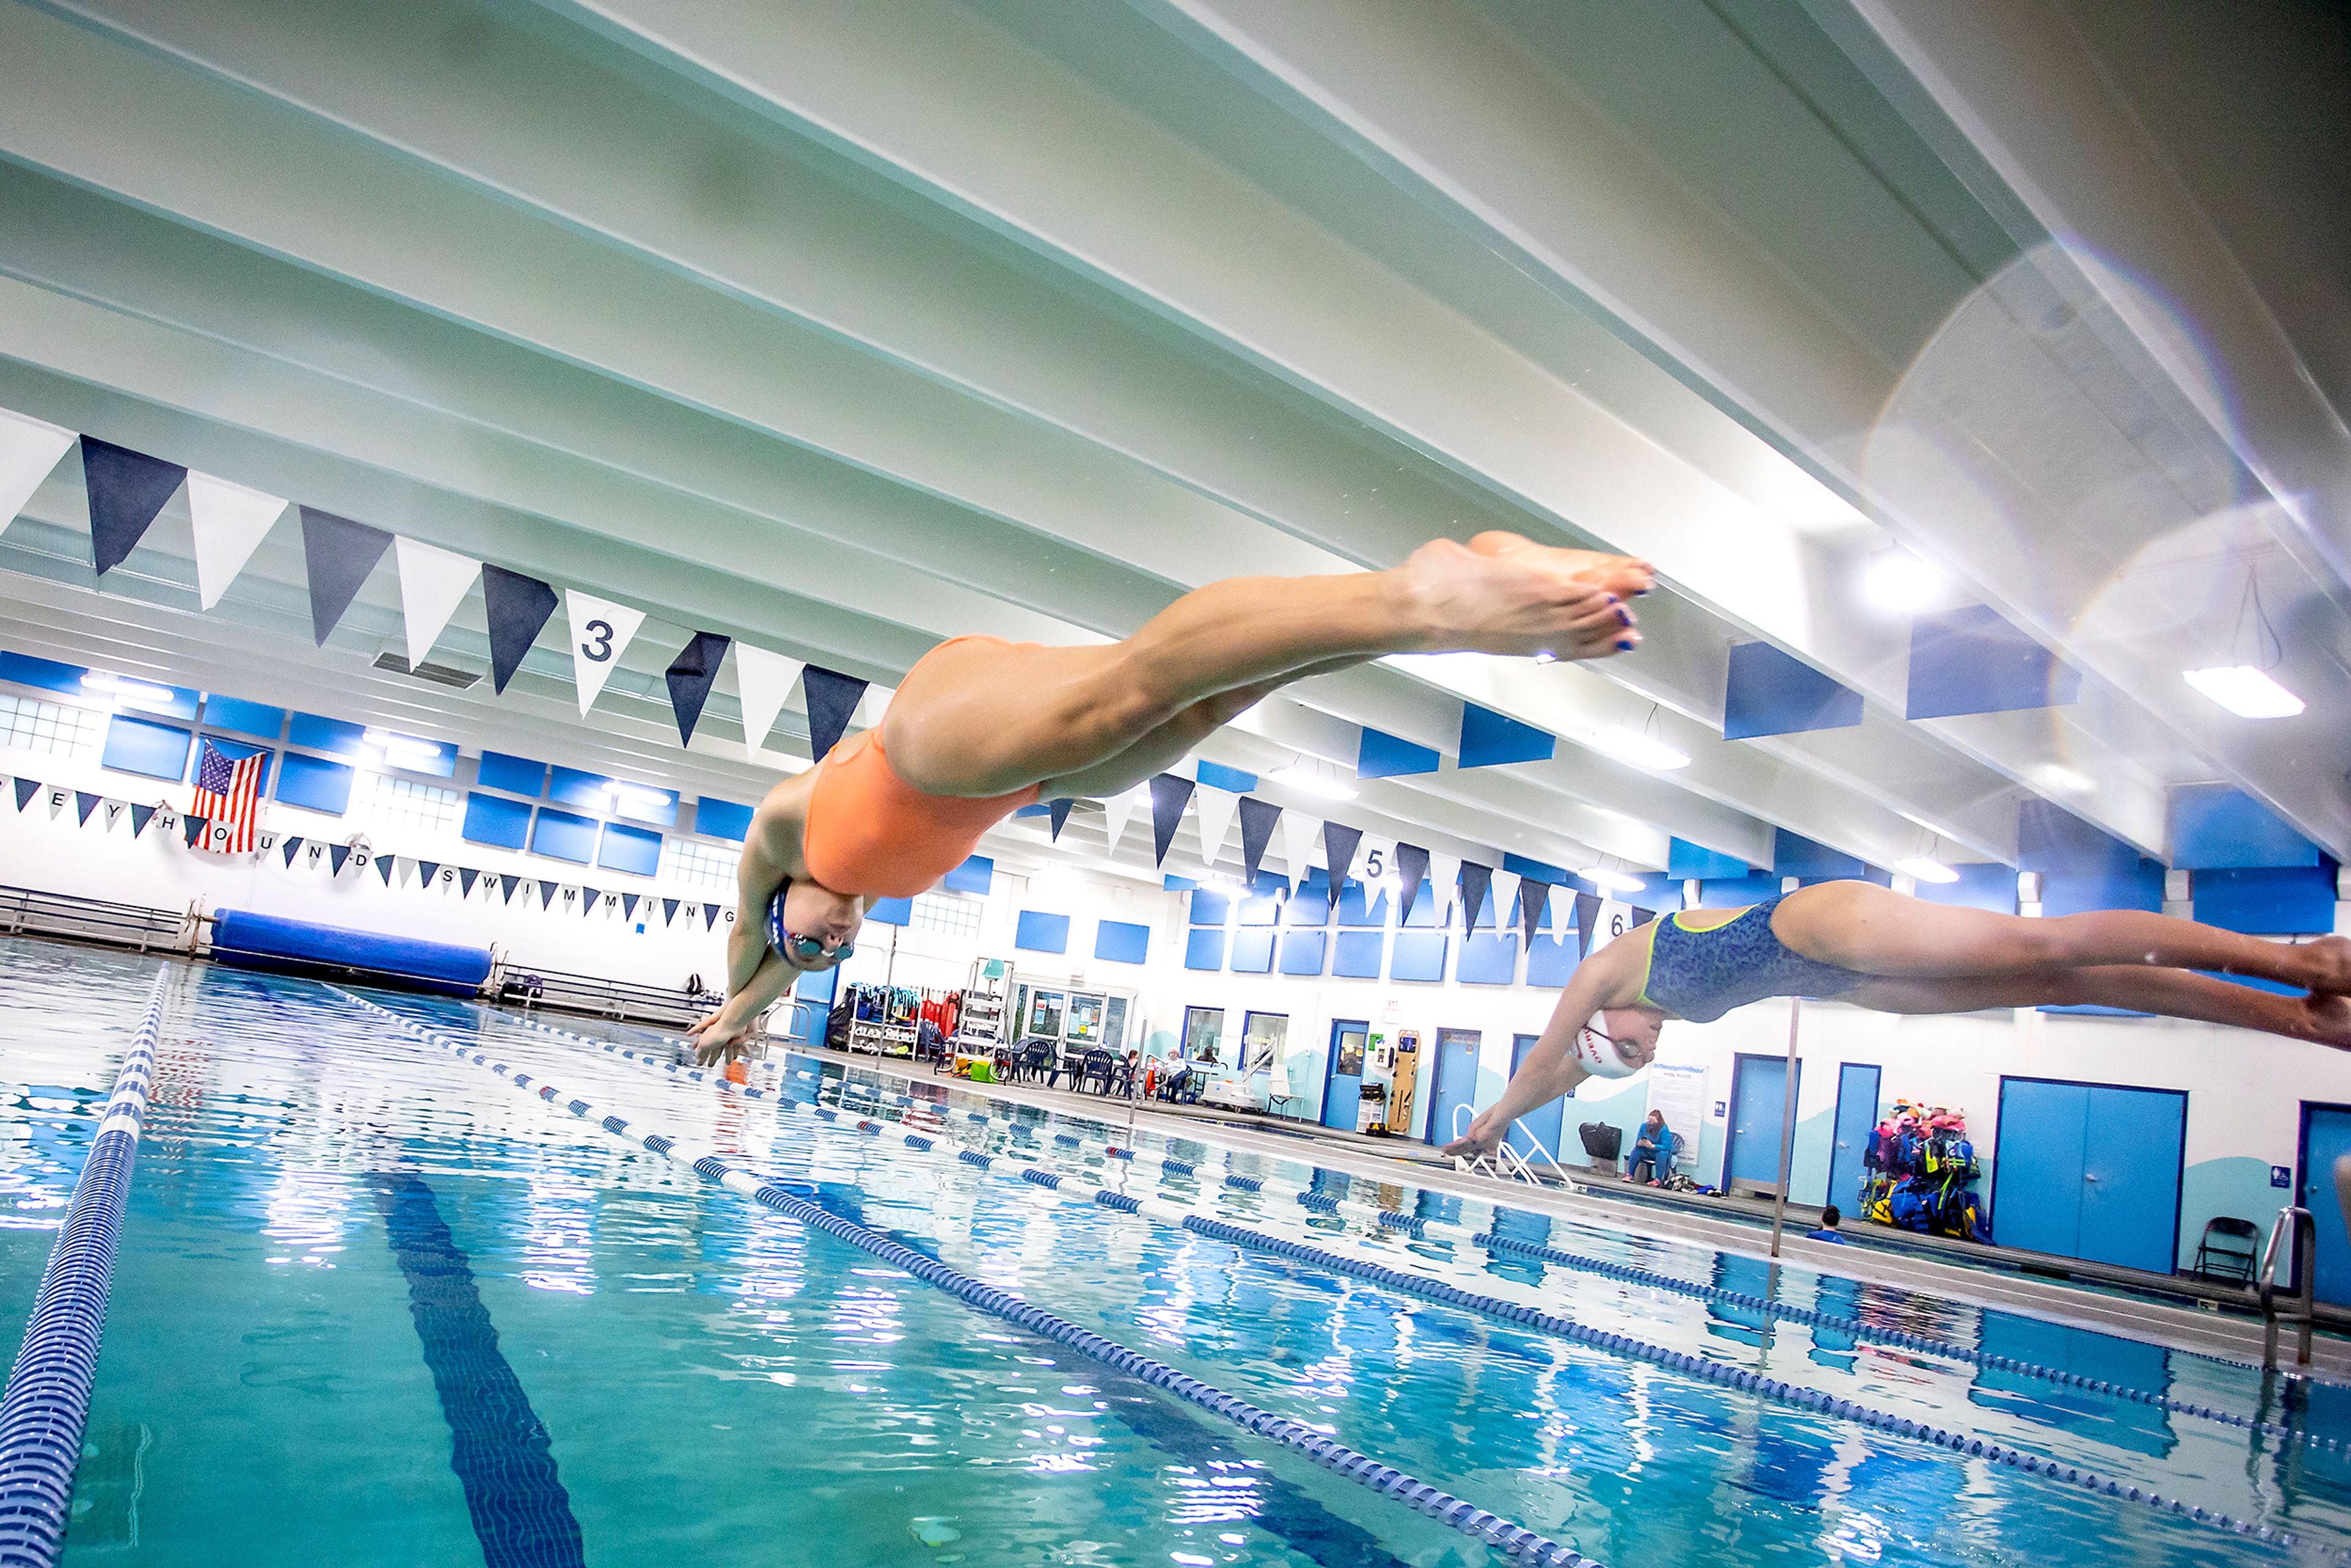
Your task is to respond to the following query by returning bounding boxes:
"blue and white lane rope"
[513,1015,2329,1460]
[0,967,169,1568]
[487,1008,2320,1552]
[340,994,1597,1567]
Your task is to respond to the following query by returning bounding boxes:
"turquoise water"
[6,940,2351,1567]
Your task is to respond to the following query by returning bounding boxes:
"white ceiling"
[0,0,2342,882]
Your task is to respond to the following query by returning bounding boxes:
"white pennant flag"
[565,590,646,715]
[1490,869,1521,932]
[1100,789,1142,855]
[186,473,291,610]
[393,536,479,668]
[856,683,896,731]
[1280,811,1319,888]
[102,799,126,833]
[394,856,416,888]
[1193,788,1240,871]
[0,410,76,539]
[45,787,67,820]
[734,643,806,759]
[1428,850,1461,922]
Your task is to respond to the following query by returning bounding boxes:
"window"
[1242,1011,1289,1075]
[662,836,741,895]
[910,891,984,939]
[0,694,99,759]
[354,770,461,835]
[1182,1007,1225,1060]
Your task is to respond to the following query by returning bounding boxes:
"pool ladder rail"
[2258,1204,2318,1371]
[1446,1103,1578,1190]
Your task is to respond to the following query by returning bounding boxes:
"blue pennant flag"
[299,506,394,645]
[482,564,559,694]
[664,632,732,745]
[81,437,186,576]
[1148,773,1195,866]
[800,666,868,763]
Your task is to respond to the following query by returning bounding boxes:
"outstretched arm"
[688,817,796,1063]
[1444,941,1646,1157]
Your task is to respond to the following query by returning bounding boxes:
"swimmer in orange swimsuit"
[686,532,1654,1063]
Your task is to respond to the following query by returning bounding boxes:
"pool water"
[6,940,2351,1567]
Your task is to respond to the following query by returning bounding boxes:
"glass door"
[1182,1006,1224,1063]
[1322,1019,1370,1130]
[1065,992,1105,1045]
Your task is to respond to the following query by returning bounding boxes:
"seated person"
[1807,1204,1848,1244]
[1625,1111,1679,1184]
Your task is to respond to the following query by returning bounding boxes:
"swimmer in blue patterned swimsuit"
[1448,879,2351,1160]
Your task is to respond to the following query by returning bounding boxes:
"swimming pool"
[6,939,2350,1567]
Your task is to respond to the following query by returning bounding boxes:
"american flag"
[190,741,264,853]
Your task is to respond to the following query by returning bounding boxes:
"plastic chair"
[2192,1216,2261,1284]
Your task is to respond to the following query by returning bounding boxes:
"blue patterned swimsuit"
[1639,894,1864,1022]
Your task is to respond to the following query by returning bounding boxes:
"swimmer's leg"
[1775,880,2351,995]
[1843,969,2351,1046]
[886,533,1651,798]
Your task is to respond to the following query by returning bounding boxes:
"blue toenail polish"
[1633,588,1651,596]
[1616,639,1635,651]
[1616,607,1632,626]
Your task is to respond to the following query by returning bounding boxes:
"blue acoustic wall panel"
[1459,703,1554,767]
[692,796,754,843]
[1332,930,1384,978]
[477,751,547,796]
[1190,890,1232,926]
[1527,936,1580,988]
[287,712,367,759]
[1503,851,1573,885]
[100,716,192,781]
[1723,641,1863,739]
[1279,931,1327,976]
[202,738,274,793]
[1237,895,1282,926]
[1916,862,2019,915]
[549,765,614,809]
[1389,931,1449,983]
[1288,869,1332,926]
[461,791,531,849]
[2170,784,2321,869]
[0,651,88,696]
[866,896,913,926]
[1668,837,1751,881]
[1357,725,1440,779]
[1095,919,1150,965]
[1014,910,1071,954]
[201,697,285,741]
[1907,606,2082,719]
[943,855,994,895]
[2042,866,2164,918]
[1194,760,1258,793]
[2194,866,2338,936]
[1458,932,1520,985]
[1335,879,1388,928]
[598,821,662,876]
[1401,878,1441,927]
[1163,875,1199,893]
[2020,799,2162,916]
[1774,829,1888,885]
[1700,873,1783,908]
[530,808,599,865]
[1185,928,1227,970]
[276,752,355,815]
[1229,928,1275,974]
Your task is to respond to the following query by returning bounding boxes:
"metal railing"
[0,884,190,953]
[2257,1204,2317,1370]
[489,962,707,1027]
[1449,1103,1577,1188]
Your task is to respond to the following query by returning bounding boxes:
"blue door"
[1826,1062,1881,1212]
[1993,1078,2186,1274]
[1321,1019,1369,1130]
[2300,1105,2351,1306]
[1425,1029,1482,1147]
[1505,1033,1566,1163]
[1726,1054,1801,1191]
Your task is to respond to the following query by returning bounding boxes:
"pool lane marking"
[337,991,1599,1568]
[0,966,167,1568]
[472,1008,2331,1555]
[367,1171,587,1568]
[503,1015,2332,1460]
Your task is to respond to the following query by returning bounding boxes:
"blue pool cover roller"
[211,909,490,996]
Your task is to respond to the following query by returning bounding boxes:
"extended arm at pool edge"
[1445,958,1632,1158]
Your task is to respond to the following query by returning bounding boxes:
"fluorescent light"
[1894,857,1959,884]
[607,781,673,808]
[362,727,444,766]
[1863,549,1943,612]
[1598,725,1689,771]
[80,671,178,713]
[2184,666,2304,719]
[1580,868,1644,894]
[1269,765,1359,801]
[2031,763,2094,795]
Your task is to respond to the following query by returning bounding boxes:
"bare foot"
[1400,533,1655,661]
[2302,992,2351,1049]
[2300,934,2351,995]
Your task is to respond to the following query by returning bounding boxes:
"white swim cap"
[1570,1022,1641,1079]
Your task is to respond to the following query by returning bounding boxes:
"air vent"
[373,650,481,690]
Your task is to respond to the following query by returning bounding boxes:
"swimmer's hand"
[687,1008,756,1067]
[1442,1110,1507,1162]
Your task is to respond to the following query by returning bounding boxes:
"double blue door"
[1425,1029,1482,1147]
[2300,1105,2351,1305]
[1727,1054,1801,1191]
[1993,1078,2186,1275]
[1826,1063,1881,1210]
[1321,1020,1369,1131]
[1504,1034,1565,1163]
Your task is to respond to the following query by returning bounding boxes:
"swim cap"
[766,881,789,955]
[1569,1022,1641,1079]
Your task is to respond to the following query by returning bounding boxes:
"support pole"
[1769,997,1803,1259]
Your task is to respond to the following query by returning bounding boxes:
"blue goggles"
[768,885,853,966]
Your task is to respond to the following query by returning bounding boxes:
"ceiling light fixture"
[1269,763,1359,801]
[1580,867,1644,894]
[2184,665,2304,719]
[80,671,178,713]
[2031,763,2094,795]
[1862,547,1943,612]
[362,727,445,767]
[1599,724,1689,771]
[1893,857,1960,884]
[606,781,674,808]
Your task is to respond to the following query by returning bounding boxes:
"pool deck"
[787,1038,2351,1382]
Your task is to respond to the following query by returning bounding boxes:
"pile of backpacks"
[1859,1100,1992,1243]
